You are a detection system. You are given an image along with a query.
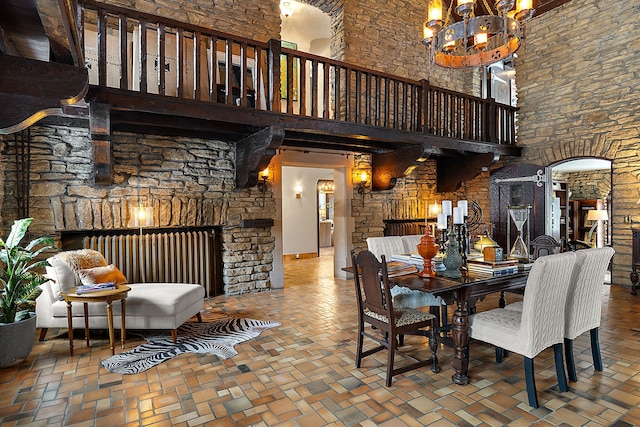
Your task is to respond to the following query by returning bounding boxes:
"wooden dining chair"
[351,250,439,387]
[564,247,615,382]
[468,251,578,408]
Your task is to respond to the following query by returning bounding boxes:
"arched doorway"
[547,158,612,248]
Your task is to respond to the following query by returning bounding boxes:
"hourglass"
[507,205,531,262]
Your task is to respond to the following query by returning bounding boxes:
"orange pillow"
[77,264,128,286]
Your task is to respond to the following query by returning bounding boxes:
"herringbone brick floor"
[1,248,640,426]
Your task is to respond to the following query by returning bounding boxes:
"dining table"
[391,270,529,385]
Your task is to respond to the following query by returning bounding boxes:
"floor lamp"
[586,209,608,248]
[132,205,153,282]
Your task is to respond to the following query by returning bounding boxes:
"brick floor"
[1,248,639,426]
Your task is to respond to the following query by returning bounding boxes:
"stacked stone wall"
[554,170,612,202]
[514,0,640,286]
[0,124,275,295]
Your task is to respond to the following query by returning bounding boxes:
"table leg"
[451,288,470,385]
[631,269,638,296]
[106,301,115,355]
[120,299,126,349]
[83,303,90,347]
[66,301,74,356]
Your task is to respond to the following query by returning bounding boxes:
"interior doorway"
[546,158,612,248]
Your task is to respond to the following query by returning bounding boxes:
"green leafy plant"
[0,218,55,324]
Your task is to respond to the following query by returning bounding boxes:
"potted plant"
[0,218,55,367]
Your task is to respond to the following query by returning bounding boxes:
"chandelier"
[422,0,534,68]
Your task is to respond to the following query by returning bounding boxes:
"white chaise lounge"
[36,249,205,343]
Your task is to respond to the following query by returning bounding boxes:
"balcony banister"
[79,0,519,148]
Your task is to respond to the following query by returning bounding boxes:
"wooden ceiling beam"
[236,126,285,188]
[0,53,87,134]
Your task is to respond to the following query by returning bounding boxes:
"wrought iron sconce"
[355,170,368,204]
[257,167,270,194]
[356,171,368,194]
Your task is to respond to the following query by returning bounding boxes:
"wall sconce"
[258,167,270,193]
[356,171,368,195]
[295,185,303,199]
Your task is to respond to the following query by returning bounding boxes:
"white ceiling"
[552,159,611,173]
[280,0,330,55]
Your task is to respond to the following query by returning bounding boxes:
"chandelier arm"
[444,0,455,26]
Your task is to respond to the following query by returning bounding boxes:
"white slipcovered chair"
[468,251,578,408]
[563,247,614,382]
[502,247,615,382]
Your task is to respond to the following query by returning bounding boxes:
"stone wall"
[515,0,640,286]
[103,0,281,43]
[554,170,612,202]
[0,124,275,295]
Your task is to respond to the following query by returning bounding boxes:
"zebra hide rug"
[101,317,280,374]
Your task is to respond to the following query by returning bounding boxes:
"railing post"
[268,39,281,113]
[487,97,497,144]
[421,79,430,134]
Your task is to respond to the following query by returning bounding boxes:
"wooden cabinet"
[551,181,569,244]
[568,199,599,242]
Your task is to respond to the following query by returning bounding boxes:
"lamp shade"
[586,209,608,221]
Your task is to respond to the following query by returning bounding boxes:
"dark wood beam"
[0,53,87,134]
[371,146,426,191]
[436,152,500,192]
[90,102,112,185]
[236,126,285,188]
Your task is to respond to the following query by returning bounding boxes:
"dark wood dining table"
[391,270,529,385]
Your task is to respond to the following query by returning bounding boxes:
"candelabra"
[442,224,463,278]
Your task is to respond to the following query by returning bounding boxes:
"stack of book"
[467,259,519,276]
[389,253,424,266]
[76,282,116,294]
[385,261,419,278]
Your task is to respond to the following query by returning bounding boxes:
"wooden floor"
[2,248,640,426]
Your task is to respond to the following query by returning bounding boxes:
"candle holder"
[443,225,463,278]
[417,227,440,277]
[457,221,469,270]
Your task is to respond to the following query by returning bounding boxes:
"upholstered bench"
[36,249,205,343]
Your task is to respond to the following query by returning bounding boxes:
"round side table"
[60,285,131,356]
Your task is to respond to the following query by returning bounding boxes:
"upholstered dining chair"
[468,251,578,408]
[351,250,439,387]
[365,236,447,330]
[564,247,615,382]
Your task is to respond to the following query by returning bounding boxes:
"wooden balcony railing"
[80,0,517,145]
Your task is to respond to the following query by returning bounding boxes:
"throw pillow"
[47,257,79,300]
[78,264,128,286]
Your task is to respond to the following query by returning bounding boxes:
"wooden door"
[490,164,546,256]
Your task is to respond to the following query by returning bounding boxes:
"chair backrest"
[400,235,422,254]
[351,250,394,322]
[530,235,561,259]
[565,247,615,340]
[366,236,406,261]
[519,251,578,358]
